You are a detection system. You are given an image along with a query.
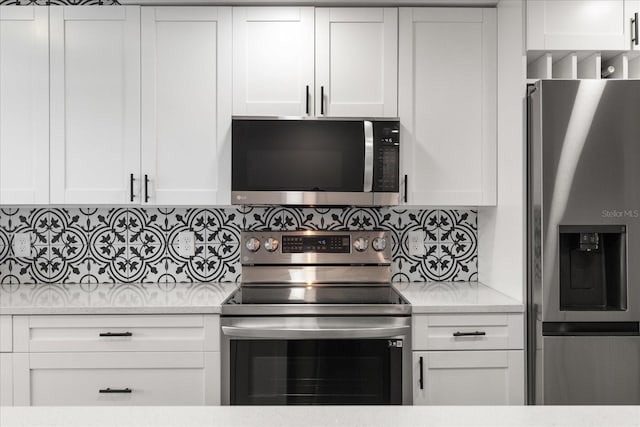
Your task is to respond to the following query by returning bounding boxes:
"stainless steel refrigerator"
[527,80,640,405]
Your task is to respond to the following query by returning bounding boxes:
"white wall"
[478,0,527,301]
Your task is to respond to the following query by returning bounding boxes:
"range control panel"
[241,230,391,265]
[282,235,350,253]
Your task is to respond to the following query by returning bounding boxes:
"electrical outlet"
[12,232,31,257]
[408,230,425,256]
[177,231,195,257]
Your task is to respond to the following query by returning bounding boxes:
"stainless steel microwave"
[231,117,400,206]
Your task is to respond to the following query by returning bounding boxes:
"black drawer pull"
[418,356,424,390]
[99,388,132,394]
[99,332,133,337]
[453,331,486,337]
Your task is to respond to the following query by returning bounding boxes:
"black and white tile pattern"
[0,207,478,286]
[0,1,120,5]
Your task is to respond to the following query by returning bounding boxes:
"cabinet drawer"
[13,315,219,353]
[13,352,219,406]
[412,313,524,351]
[0,316,11,352]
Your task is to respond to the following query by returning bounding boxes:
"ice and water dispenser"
[559,225,627,311]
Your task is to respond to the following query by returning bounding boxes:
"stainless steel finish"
[372,236,387,252]
[221,317,410,339]
[542,336,640,404]
[363,120,374,192]
[232,115,401,122]
[220,316,413,405]
[222,303,410,316]
[353,237,369,252]
[241,266,392,285]
[241,230,392,266]
[528,80,640,405]
[233,191,386,206]
[263,237,279,252]
[244,237,260,252]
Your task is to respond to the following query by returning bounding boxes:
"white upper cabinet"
[527,0,640,51]
[233,7,314,116]
[399,8,496,206]
[0,7,49,205]
[141,7,232,206]
[49,6,140,205]
[315,8,397,117]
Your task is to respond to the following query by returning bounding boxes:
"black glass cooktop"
[225,285,408,306]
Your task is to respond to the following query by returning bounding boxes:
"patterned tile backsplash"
[0,207,478,285]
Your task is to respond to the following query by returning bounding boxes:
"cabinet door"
[233,7,314,116]
[315,8,397,117]
[13,352,219,406]
[141,7,231,205]
[0,6,49,205]
[630,1,640,51]
[50,6,140,204]
[527,1,633,51]
[413,350,524,405]
[0,354,12,406]
[399,8,496,206]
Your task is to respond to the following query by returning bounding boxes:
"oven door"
[231,118,375,206]
[221,316,411,405]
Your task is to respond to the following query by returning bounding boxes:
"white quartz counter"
[0,282,238,315]
[1,406,638,427]
[393,282,524,313]
[0,281,523,315]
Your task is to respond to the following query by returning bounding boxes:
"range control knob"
[264,237,280,252]
[372,237,387,252]
[245,237,261,252]
[353,237,369,252]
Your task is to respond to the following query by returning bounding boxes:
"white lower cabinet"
[413,350,524,405]
[9,314,221,406]
[412,313,525,405]
[0,354,12,406]
[12,352,219,406]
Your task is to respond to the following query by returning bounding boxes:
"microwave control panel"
[373,122,400,192]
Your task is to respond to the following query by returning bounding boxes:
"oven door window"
[230,339,402,405]
[232,120,365,192]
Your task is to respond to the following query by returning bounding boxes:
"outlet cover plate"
[13,232,31,257]
[408,230,426,256]
[177,231,195,257]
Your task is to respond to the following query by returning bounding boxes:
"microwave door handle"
[363,120,374,192]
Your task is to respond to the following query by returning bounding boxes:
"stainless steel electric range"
[221,230,411,405]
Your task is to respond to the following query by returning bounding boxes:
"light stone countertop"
[1,406,638,427]
[0,282,239,315]
[0,281,523,316]
[393,281,524,313]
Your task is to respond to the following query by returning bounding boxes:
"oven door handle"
[221,325,410,339]
[363,120,374,193]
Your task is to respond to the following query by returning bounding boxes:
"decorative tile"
[0,1,121,5]
[0,206,478,284]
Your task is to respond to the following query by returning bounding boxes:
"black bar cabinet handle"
[418,356,424,390]
[99,332,133,337]
[453,331,486,337]
[144,174,150,203]
[99,388,132,394]
[404,174,408,203]
[633,13,639,46]
[320,85,325,115]
[305,85,310,115]
[129,173,134,202]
